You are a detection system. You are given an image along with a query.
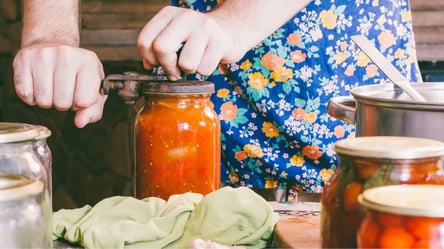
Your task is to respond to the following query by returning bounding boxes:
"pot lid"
[350,82,444,109]
[141,80,215,95]
[334,136,444,159]
[0,122,42,143]
[359,185,444,217]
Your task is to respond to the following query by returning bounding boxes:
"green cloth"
[53,187,279,249]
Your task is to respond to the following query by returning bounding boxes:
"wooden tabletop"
[270,200,321,249]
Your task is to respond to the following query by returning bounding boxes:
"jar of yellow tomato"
[321,136,444,248]
[358,185,444,248]
[134,80,221,200]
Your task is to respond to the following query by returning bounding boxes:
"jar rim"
[359,185,444,217]
[0,122,47,143]
[334,136,444,159]
[0,174,43,201]
[140,80,215,95]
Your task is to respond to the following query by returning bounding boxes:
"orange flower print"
[320,10,337,30]
[377,15,386,26]
[287,33,302,46]
[234,150,248,161]
[339,41,347,51]
[334,125,345,138]
[304,112,317,123]
[292,108,306,120]
[220,102,237,121]
[228,172,239,184]
[261,52,286,71]
[366,64,378,78]
[290,50,307,63]
[243,144,264,158]
[333,52,347,64]
[372,0,379,6]
[271,67,293,82]
[290,155,305,167]
[217,88,230,98]
[320,168,335,183]
[401,11,412,22]
[265,179,278,189]
[378,29,395,48]
[248,72,269,90]
[345,65,355,76]
[394,48,405,59]
[302,145,323,160]
[262,121,279,138]
[357,51,370,67]
[240,59,253,71]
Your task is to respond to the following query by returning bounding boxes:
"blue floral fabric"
[172,0,421,193]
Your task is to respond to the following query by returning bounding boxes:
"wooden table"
[270,200,321,249]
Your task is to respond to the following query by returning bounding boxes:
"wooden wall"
[411,0,444,62]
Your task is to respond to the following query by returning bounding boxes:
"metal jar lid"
[358,185,444,217]
[334,136,444,159]
[0,122,42,143]
[141,80,215,95]
[0,174,43,202]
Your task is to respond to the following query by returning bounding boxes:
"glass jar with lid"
[0,122,51,195]
[134,80,221,200]
[358,185,444,248]
[0,173,51,248]
[321,136,444,248]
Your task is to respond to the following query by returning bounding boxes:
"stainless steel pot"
[327,83,444,141]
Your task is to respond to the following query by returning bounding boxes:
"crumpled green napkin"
[53,187,279,249]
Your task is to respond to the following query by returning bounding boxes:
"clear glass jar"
[32,125,52,195]
[321,136,444,248]
[358,185,444,248]
[0,173,51,248]
[134,80,221,200]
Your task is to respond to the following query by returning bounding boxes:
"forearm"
[21,0,80,47]
[208,0,312,51]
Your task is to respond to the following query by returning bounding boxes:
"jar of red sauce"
[134,80,221,200]
[321,136,444,248]
[358,185,444,248]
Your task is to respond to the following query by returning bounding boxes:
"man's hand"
[13,44,107,128]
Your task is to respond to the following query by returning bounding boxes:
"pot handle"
[327,96,356,124]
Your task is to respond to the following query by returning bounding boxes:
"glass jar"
[321,136,444,248]
[0,173,51,248]
[134,80,221,200]
[32,125,52,195]
[357,185,444,248]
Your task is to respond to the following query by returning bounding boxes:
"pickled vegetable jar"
[321,136,444,248]
[134,80,221,200]
[358,185,444,248]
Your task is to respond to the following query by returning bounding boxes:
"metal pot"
[327,83,444,141]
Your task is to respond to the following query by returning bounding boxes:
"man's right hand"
[12,44,107,128]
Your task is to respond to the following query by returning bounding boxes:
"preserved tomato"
[358,185,444,249]
[134,80,221,200]
[321,136,444,248]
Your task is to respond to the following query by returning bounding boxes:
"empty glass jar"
[0,173,51,248]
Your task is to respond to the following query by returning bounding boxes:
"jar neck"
[0,141,34,151]
[144,94,213,107]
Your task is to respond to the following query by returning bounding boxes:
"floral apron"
[172,0,422,196]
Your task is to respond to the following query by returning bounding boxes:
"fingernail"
[168,75,179,81]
